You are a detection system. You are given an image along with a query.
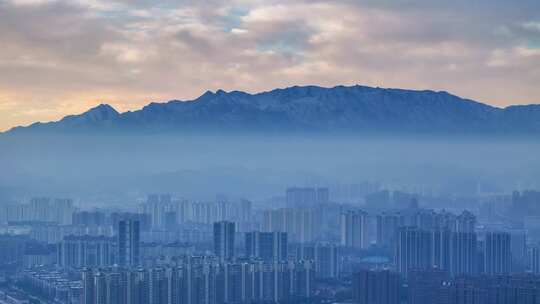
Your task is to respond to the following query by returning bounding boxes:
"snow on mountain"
[5,85,540,135]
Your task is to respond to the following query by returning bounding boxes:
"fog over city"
[1,133,539,201]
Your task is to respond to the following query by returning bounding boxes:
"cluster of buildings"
[1,187,540,304]
[20,269,82,303]
[340,206,540,277]
[139,195,255,231]
[79,259,315,304]
[353,268,540,304]
[407,269,540,304]
[0,198,75,225]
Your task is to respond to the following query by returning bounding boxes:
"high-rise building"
[141,198,254,231]
[245,231,288,261]
[408,268,449,304]
[83,257,314,304]
[110,212,151,233]
[214,221,235,260]
[449,232,478,276]
[0,235,29,267]
[29,197,51,221]
[408,208,475,233]
[105,270,123,304]
[165,267,181,304]
[94,271,107,304]
[149,267,168,304]
[455,211,476,233]
[396,226,478,279]
[165,211,177,230]
[396,226,432,278]
[294,260,315,298]
[57,235,115,268]
[316,187,330,205]
[353,269,400,304]
[529,244,540,274]
[0,198,74,224]
[43,198,75,225]
[408,272,540,304]
[263,208,318,243]
[509,229,527,272]
[483,231,511,275]
[528,244,540,275]
[82,268,94,304]
[430,229,452,272]
[118,219,140,267]
[410,209,439,230]
[141,194,174,229]
[131,268,149,304]
[376,212,404,248]
[81,258,316,304]
[341,210,369,249]
[296,243,340,279]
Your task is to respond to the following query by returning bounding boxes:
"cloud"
[487,47,540,67]
[522,22,540,33]
[100,43,153,63]
[0,0,540,131]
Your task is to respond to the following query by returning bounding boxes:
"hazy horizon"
[1,133,538,202]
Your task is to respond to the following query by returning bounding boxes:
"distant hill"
[6,85,540,135]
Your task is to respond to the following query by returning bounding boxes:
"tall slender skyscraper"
[530,244,540,274]
[214,221,236,260]
[82,268,94,304]
[118,219,140,267]
[94,271,107,304]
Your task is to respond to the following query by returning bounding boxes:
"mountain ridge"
[5,84,540,135]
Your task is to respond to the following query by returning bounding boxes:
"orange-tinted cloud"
[1,0,539,131]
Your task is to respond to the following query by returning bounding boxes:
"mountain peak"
[85,103,119,116]
[56,103,120,127]
[199,90,215,99]
[76,103,119,121]
[4,85,540,135]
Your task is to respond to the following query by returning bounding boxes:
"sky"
[0,0,539,131]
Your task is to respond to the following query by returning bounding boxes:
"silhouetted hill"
[6,85,540,135]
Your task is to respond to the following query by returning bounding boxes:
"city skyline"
[3,188,540,304]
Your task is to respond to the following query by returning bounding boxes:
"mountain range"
[6,85,540,135]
